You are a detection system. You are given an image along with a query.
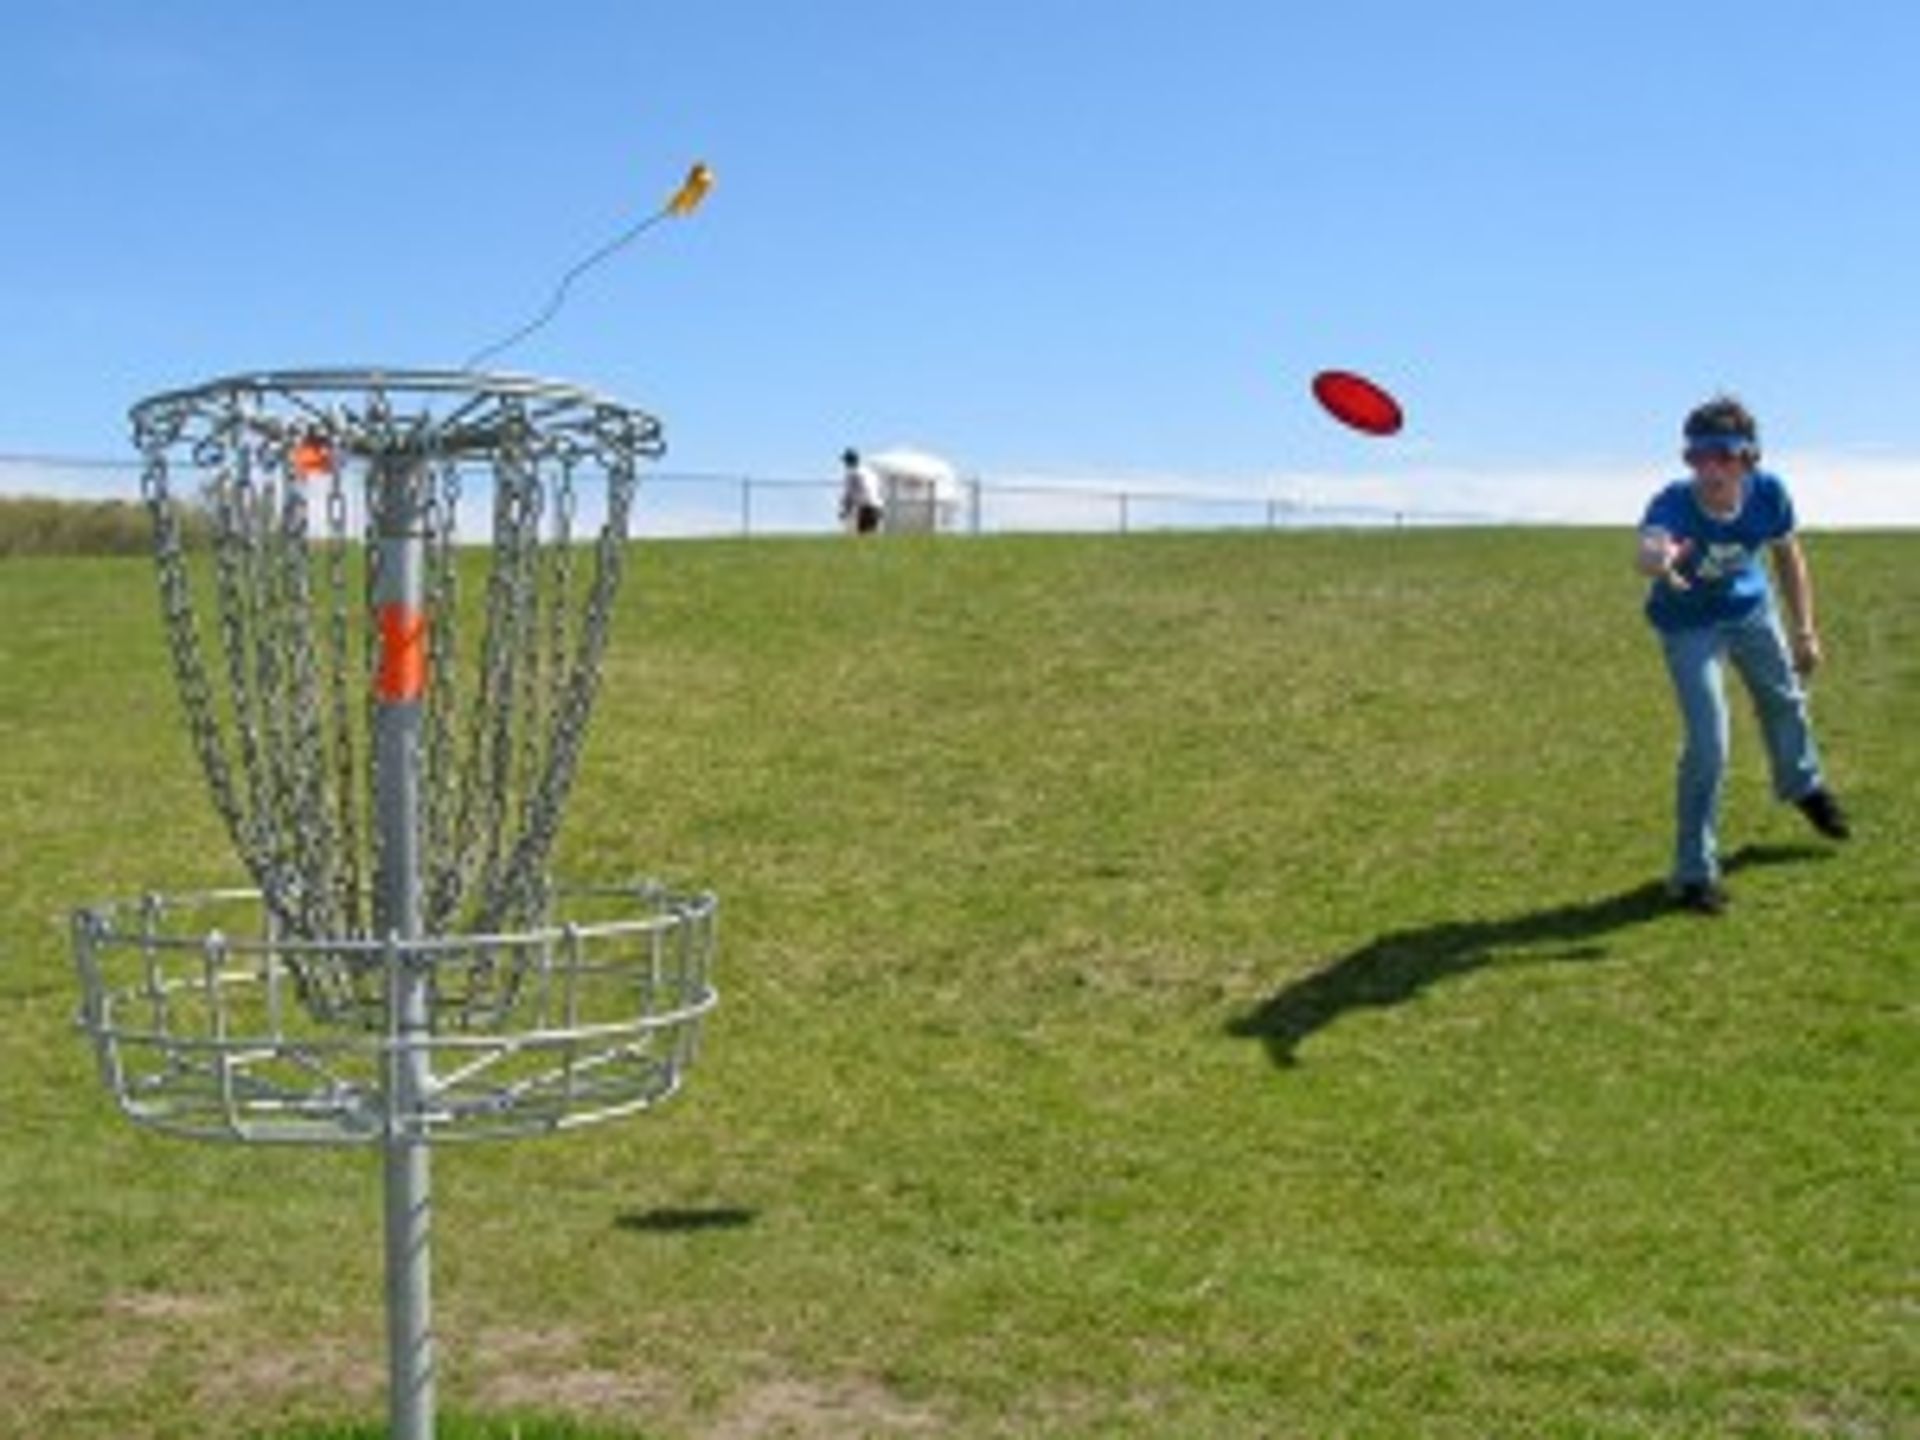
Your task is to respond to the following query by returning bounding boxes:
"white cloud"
[1268,450,1918,530]
[1769,451,1920,530]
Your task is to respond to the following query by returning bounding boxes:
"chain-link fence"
[3,453,1506,549]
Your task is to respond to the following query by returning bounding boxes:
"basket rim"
[73,883,717,956]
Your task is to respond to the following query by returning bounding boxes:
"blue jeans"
[1658,605,1824,886]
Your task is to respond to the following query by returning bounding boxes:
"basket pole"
[373,455,435,1440]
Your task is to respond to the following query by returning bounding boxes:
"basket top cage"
[132,367,666,466]
[133,367,666,948]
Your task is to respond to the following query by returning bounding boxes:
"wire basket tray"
[74,883,716,1145]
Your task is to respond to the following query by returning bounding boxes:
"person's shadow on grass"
[1227,844,1830,1068]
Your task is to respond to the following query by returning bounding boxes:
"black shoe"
[1673,880,1729,916]
[1795,787,1852,841]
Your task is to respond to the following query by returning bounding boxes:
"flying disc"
[1312,370,1404,436]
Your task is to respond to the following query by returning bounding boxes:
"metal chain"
[280,454,352,940]
[467,440,534,922]
[510,452,551,903]
[325,461,364,936]
[479,451,636,930]
[129,371,659,957]
[548,456,577,704]
[361,447,384,942]
[143,436,251,877]
[206,434,293,919]
[422,457,465,935]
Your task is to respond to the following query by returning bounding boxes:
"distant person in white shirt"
[839,448,884,535]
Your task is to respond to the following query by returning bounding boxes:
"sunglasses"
[1685,446,1750,469]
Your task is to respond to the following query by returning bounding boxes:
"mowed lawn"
[0,527,1913,1438]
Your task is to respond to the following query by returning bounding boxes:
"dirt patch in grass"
[471,1326,674,1419]
[702,1376,944,1438]
[104,1289,231,1323]
[470,1330,943,1439]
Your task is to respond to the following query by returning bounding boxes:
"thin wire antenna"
[463,162,713,372]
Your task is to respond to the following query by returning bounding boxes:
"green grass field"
[2,528,1914,1438]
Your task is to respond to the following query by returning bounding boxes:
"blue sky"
[4,1,1917,524]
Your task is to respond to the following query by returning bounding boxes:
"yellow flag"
[666,162,713,216]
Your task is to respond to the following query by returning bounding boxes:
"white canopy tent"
[866,446,967,533]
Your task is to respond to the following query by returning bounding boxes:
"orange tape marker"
[376,603,428,703]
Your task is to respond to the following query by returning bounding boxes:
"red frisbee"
[1312,369,1404,436]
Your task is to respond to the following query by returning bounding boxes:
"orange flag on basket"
[289,434,334,479]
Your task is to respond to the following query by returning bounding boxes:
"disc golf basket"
[71,369,718,1440]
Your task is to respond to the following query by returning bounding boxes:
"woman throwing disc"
[1635,395,1850,914]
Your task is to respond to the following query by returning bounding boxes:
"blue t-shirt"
[1640,470,1796,632]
